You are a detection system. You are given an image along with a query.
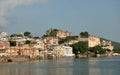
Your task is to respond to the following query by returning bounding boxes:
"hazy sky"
[0,0,120,42]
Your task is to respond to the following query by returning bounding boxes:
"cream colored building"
[69,36,100,48]
[5,47,39,57]
[44,37,58,45]
[68,40,79,45]
[56,30,71,38]
[52,45,64,56]
[33,39,45,50]
[101,40,114,50]
[46,29,72,38]
[88,36,100,48]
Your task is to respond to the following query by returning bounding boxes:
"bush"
[9,41,16,46]
[70,41,88,54]
[59,36,77,44]
[89,45,106,54]
[25,40,31,44]
[80,31,89,38]
[113,49,120,53]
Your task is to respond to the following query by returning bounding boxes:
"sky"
[0,0,120,42]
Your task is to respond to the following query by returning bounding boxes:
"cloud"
[0,0,47,26]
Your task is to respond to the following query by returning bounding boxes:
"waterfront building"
[62,46,74,56]
[6,47,38,57]
[51,45,64,56]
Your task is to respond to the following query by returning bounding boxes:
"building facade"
[88,36,100,48]
[62,46,74,56]
[101,40,114,50]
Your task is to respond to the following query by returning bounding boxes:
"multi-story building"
[0,41,9,50]
[6,47,39,57]
[33,39,45,50]
[62,46,74,56]
[52,45,64,56]
[101,40,114,50]
[49,45,74,57]
[88,36,100,48]
[43,37,58,45]
[0,32,8,41]
[0,32,8,37]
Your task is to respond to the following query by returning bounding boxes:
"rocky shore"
[0,53,119,64]
[0,56,42,64]
[0,55,62,64]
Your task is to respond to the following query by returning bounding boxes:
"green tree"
[80,31,89,38]
[59,36,77,44]
[89,45,106,54]
[24,32,31,37]
[10,34,17,37]
[42,34,48,38]
[70,41,88,54]
[10,34,23,37]
[49,29,58,37]
[9,41,16,46]
[25,40,31,44]
[113,49,120,53]
[17,34,23,37]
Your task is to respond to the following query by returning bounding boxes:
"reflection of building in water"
[88,59,100,75]
[45,58,73,75]
[88,58,114,75]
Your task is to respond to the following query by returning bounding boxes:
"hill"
[100,38,120,49]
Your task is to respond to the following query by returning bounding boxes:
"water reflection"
[0,56,120,75]
[88,57,120,75]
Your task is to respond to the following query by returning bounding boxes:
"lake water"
[0,56,120,75]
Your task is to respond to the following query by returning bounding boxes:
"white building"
[0,32,8,37]
[0,32,8,41]
[101,40,114,50]
[62,46,74,56]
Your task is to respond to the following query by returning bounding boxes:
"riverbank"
[0,55,63,64]
[0,56,41,64]
[0,54,120,64]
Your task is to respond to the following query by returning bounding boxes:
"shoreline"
[0,55,120,64]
